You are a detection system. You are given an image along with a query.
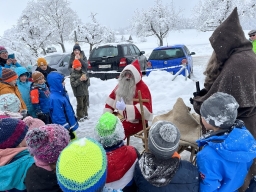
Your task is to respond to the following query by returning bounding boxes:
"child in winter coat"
[56,137,122,192]
[70,59,90,122]
[47,71,78,138]
[134,121,199,192]
[95,112,139,191]
[196,92,256,192]
[24,124,70,192]
[0,117,34,192]
[30,71,51,124]
[15,67,36,117]
[0,68,27,111]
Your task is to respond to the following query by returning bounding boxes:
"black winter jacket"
[25,164,62,192]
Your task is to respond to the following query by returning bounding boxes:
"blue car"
[146,45,195,77]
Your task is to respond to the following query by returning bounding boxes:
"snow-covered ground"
[61,29,249,158]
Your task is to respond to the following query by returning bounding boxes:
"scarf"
[139,152,180,187]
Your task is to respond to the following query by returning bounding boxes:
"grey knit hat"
[200,92,239,129]
[248,30,256,36]
[148,121,180,160]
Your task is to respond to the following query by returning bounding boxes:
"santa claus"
[104,60,153,137]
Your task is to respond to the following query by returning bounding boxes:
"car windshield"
[91,46,118,58]
[45,55,63,65]
[149,48,185,60]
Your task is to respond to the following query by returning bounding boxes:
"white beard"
[115,76,136,104]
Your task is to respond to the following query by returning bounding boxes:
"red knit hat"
[1,68,18,83]
[73,59,82,68]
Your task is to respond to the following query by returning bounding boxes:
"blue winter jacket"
[196,126,256,192]
[15,67,36,117]
[47,72,78,131]
[4,62,21,69]
[0,150,34,191]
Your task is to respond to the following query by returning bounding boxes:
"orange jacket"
[0,82,27,110]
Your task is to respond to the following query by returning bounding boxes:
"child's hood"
[47,71,65,94]
[197,127,256,163]
[15,67,29,78]
[0,148,27,166]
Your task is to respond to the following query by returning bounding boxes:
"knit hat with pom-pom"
[94,112,125,148]
[73,42,81,52]
[23,116,45,130]
[148,121,180,160]
[25,124,70,163]
[56,137,107,192]
[0,118,28,149]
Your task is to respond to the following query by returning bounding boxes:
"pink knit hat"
[23,116,45,130]
[25,124,70,163]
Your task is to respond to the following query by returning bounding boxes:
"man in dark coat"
[191,7,256,191]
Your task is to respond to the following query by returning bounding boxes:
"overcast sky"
[0,0,199,36]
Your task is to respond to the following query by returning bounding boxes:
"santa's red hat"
[121,60,142,84]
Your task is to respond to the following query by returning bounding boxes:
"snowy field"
[60,29,249,158]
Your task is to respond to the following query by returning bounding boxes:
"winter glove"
[69,129,77,141]
[190,98,194,105]
[36,112,48,122]
[116,97,126,111]
[193,88,208,97]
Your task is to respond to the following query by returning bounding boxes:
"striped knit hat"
[25,124,70,163]
[56,138,107,192]
[0,46,7,54]
[1,68,18,83]
[0,118,28,149]
[95,112,125,148]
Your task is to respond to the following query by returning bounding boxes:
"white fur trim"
[135,103,153,121]
[126,104,136,121]
[123,65,141,84]
[105,97,116,108]
[105,159,138,190]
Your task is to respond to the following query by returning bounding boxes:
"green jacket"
[252,40,256,54]
[70,69,90,97]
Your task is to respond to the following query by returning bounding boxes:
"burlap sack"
[152,97,201,148]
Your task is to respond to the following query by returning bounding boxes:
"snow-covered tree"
[36,0,79,52]
[193,0,256,31]
[131,0,183,46]
[0,28,37,66]
[16,2,53,57]
[71,13,116,52]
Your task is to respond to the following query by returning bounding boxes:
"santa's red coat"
[104,60,153,137]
